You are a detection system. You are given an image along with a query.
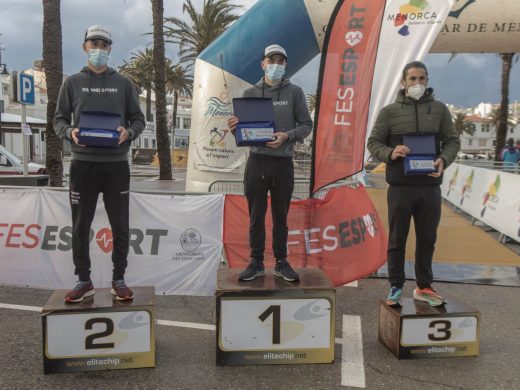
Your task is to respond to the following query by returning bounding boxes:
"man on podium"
[54,25,145,302]
[367,61,460,307]
[228,44,312,282]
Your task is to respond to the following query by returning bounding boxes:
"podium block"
[216,268,335,366]
[42,287,155,374]
[378,297,480,359]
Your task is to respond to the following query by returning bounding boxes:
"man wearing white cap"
[54,25,145,302]
[228,44,312,282]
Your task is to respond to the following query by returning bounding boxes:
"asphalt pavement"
[0,279,519,389]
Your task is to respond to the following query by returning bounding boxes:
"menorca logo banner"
[311,0,455,194]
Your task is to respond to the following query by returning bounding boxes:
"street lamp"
[0,39,8,145]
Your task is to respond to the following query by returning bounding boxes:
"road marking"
[344,281,358,287]
[341,314,366,388]
[157,319,215,331]
[0,303,41,312]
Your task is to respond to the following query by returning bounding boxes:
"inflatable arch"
[185,0,520,192]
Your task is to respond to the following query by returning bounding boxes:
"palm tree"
[494,53,518,160]
[42,0,63,187]
[489,106,516,136]
[453,112,475,137]
[163,0,240,67]
[119,48,154,121]
[165,60,193,144]
[306,93,317,115]
[151,0,172,180]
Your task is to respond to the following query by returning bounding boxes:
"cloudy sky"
[0,0,518,108]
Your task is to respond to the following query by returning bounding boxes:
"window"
[175,117,180,128]
[144,138,149,148]
[493,140,496,146]
[468,139,473,146]
[152,139,156,149]
[184,118,191,129]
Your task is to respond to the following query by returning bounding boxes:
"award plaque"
[403,134,436,175]
[78,111,121,148]
[233,98,275,146]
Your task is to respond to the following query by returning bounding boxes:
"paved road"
[0,279,518,389]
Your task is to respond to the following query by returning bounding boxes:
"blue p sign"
[18,73,35,105]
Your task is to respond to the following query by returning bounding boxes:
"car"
[0,144,47,175]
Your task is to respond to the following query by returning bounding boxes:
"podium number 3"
[259,305,281,344]
[85,318,115,349]
[428,320,451,341]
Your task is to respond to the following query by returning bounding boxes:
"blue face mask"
[88,48,110,68]
[265,64,285,81]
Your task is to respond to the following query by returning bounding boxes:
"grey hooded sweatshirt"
[242,78,312,157]
[54,66,145,162]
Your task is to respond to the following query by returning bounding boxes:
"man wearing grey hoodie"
[54,25,145,303]
[228,44,312,282]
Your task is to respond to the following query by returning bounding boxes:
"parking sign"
[18,73,35,105]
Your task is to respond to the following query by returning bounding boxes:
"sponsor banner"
[223,185,387,286]
[431,0,520,53]
[186,0,321,188]
[362,0,455,172]
[442,163,520,242]
[312,0,386,193]
[0,189,224,295]
[188,60,249,174]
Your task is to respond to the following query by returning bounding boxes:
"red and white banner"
[0,189,224,296]
[312,0,456,194]
[224,185,388,286]
[312,0,386,193]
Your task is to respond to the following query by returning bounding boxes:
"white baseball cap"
[263,44,287,59]
[84,25,112,44]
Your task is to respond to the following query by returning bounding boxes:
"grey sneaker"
[238,259,265,281]
[274,259,299,282]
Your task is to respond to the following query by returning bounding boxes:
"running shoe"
[64,280,94,303]
[386,286,403,306]
[111,279,134,301]
[274,259,299,282]
[413,287,445,307]
[238,259,265,281]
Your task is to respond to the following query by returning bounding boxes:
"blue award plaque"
[403,134,436,176]
[233,98,275,146]
[78,111,121,148]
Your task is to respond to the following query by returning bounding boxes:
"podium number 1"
[259,305,281,344]
[85,318,115,349]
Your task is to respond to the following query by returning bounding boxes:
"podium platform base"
[42,286,155,374]
[216,268,335,366]
[378,297,480,359]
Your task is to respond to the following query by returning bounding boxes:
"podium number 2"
[85,318,115,349]
[259,305,281,344]
[428,320,451,341]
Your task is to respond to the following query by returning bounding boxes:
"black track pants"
[69,160,130,282]
[244,153,294,261]
[387,185,441,289]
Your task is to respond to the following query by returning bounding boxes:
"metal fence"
[456,159,520,174]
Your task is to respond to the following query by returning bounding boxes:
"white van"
[0,144,47,175]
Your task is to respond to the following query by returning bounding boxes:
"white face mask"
[407,84,426,100]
